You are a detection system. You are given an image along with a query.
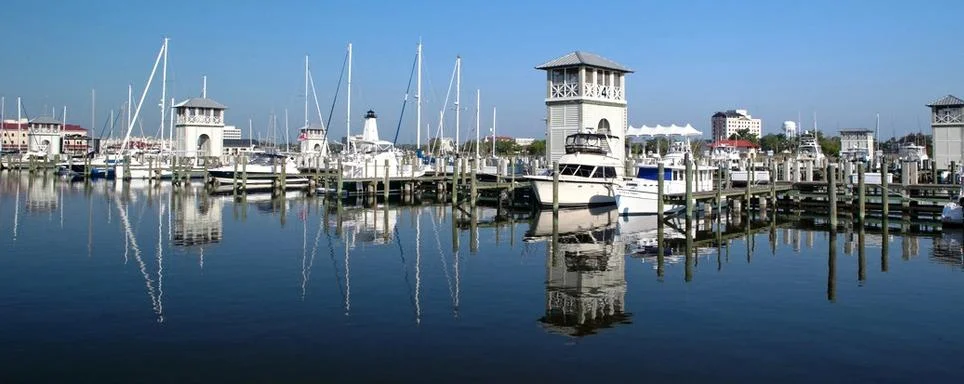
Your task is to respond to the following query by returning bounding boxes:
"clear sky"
[1,0,961,142]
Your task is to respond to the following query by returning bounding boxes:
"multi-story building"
[1,118,88,155]
[222,125,241,140]
[839,129,875,162]
[711,109,762,141]
[928,94,964,169]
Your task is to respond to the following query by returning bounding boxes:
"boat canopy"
[626,124,702,138]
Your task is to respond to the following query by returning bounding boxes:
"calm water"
[1,172,963,383]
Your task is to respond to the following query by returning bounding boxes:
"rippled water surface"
[1,173,963,382]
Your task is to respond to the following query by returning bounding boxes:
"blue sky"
[1,0,961,142]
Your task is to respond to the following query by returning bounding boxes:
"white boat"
[898,142,929,167]
[614,134,715,216]
[796,130,825,162]
[341,110,426,179]
[208,152,305,186]
[941,178,964,226]
[525,131,622,207]
[730,162,770,186]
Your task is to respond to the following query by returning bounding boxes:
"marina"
[4,1,964,380]
[1,173,963,381]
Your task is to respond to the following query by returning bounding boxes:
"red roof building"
[708,139,758,149]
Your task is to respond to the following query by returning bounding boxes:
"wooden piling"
[828,163,838,228]
[857,162,866,223]
[657,162,665,217]
[552,160,559,213]
[684,153,693,220]
[470,159,477,208]
[383,159,390,201]
[336,158,343,198]
[241,155,248,194]
[881,158,889,218]
[452,157,460,206]
[715,165,722,214]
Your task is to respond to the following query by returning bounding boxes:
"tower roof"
[29,116,62,124]
[536,51,633,73]
[174,97,227,109]
[927,94,964,107]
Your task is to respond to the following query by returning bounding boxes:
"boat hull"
[527,176,616,207]
[615,184,682,215]
[942,202,963,226]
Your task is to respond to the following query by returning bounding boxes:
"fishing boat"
[796,130,825,162]
[615,124,714,215]
[525,130,622,207]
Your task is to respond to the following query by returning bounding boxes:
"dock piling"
[552,160,559,213]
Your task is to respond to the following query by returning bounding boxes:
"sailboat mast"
[91,90,95,139]
[475,89,480,161]
[492,107,496,158]
[455,56,461,153]
[127,84,133,143]
[304,55,309,128]
[346,43,353,152]
[168,97,174,148]
[285,108,289,152]
[16,97,22,152]
[160,38,168,144]
[416,41,422,150]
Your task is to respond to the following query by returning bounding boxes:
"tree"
[728,129,759,145]
[759,133,792,152]
[815,131,841,156]
[526,140,546,156]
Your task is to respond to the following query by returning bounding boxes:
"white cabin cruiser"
[615,128,714,216]
[526,131,622,207]
[796,130,825,162]
[208,152,305,186]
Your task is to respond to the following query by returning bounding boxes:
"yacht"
[898,142,929,167]
[208,152,305,187]
[796,130,825,162]
[730,162,770,186]
[614,136,715,215]
[525,130,622,207]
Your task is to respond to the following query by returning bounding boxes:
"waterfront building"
[928,94,964,169]
[222,125,241,140]
[1,118,88,155]
[711,109,762,141]
[174,94,226,163]
[537,51,632,172]
[839,129,875,162]
[514,137,536,146]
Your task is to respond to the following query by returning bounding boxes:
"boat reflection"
[527,208,631,338]
[932,229,964,268]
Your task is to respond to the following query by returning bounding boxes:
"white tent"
[626,124,702,138]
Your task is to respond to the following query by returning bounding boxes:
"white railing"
[583,83,624,101]
[550,83,579,98]
[177,115,224,125]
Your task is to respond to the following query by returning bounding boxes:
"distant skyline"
[1,0,961,142]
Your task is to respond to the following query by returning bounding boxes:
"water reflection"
[526,208,630,337]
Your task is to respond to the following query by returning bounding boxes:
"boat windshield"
[565,134,611,154]
[557,163,616,178]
